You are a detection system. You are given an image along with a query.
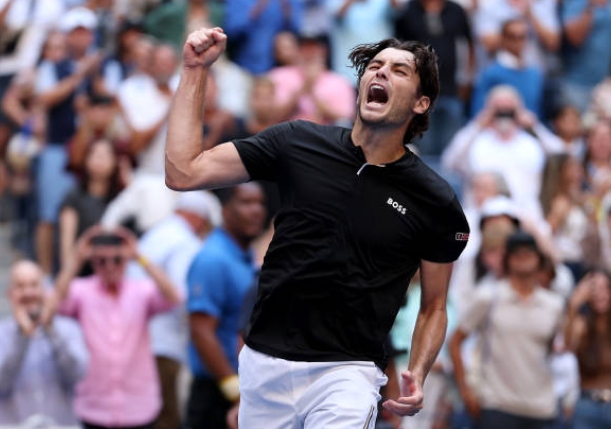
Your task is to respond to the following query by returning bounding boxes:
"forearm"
[54,258,81,303]
[564,5,594,47]
[1,87,28,127]
[39,74,84,109]
[407,307,447,386]
[45,326,85,390]
[191,328,236,380]
[528,14,560,51]
[165,67,208,189]
[140,256,181,305]
[0,331,30,397]
[448,330,469,394]
[129,115,167,154]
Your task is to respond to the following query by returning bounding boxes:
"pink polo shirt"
[59,276,175,427]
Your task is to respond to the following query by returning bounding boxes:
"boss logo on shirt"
[386,197,407,215]
[455,233,469,241]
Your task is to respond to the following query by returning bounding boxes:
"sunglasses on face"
[91,255,125,267]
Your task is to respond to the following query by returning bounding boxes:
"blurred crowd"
[1,0,611,428]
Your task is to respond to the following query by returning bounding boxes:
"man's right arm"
[165,27,250,191]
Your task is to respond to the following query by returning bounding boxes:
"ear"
[413,95,430,115]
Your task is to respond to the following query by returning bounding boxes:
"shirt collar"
[213,228,255,265]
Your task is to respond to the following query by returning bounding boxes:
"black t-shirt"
[233,121,469,368]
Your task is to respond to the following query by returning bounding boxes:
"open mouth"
[367,84,389,105]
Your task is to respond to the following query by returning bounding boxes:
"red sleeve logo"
[455,232,469,241]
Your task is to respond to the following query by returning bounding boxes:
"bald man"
[0,260,88,426]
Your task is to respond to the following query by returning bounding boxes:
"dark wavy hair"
[348,39,440,145]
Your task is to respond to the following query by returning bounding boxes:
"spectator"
[134,190,222,429]
[583,120,611,206]
[441,84,564,225]
[0,0,64,152]
[586,70,611,123]
[58,138,122,276]
[560,0,611,113]
[273,30,300,67]
[550,104,587,160]
[34,6,100,276]
[269,34,356,125]
[223,0,302,75]
[326,0,400,87]
[185,183,266,429]
[471,18,545,119]
[449,231,565,429]
[564,268,611,429]
[0,260,87,426]
[201,72,239,150]
[539,153,599,281]
[394,0,474,157]
[48,226,181,429]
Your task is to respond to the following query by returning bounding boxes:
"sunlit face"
[561,156,584,186]
[274,31,299,66]
[90,244,128,287]
[250,79,276,122]
[507,247,541,277]
[587,122,611,162]
[589,272,611,314]
[501,21,528,56]
[67,27,94,58]
[9,261,44,319]
[44,33,68,62]
[152,46,178,84]
[357,48,429,129]
[554,106,582,141]
[86,140,117,181]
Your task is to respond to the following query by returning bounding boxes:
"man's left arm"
[383,260,452,417]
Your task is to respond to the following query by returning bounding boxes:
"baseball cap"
[175,191,222,227]
[479,195,520,229]
[504,231,539,255]
[60,7,97,33]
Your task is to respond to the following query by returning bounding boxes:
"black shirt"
[233,121,469,368]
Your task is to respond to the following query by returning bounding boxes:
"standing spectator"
[48,226,181,429]
[564,268,611,429]
[550,104,587,160]
[269,35,356,125]
[134,190,222,429]
[223,0,302,75]
[58,138,122,276]
[394,0,474,157]
[0,260,88,426]
[560,0,611,113]
[0,0,64,152]
[34,6,100,276]
[327,0,399,87]
[441,84,564,225]
[449,231,565,429]
[185,183,266,429]
[470,18,545,119]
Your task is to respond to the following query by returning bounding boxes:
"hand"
[73,224,104,266]
[570,273,594,311]
[226,402,239,429]
[76,53,102,77]
[461,387,481,419]
[39,290,59,329]
[382,370,424,417]
[183,27,227,69]
[516,108,536,129]
[113,225,139,260]
[9,288,37,336]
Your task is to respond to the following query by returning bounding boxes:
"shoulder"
[537,287,565,313]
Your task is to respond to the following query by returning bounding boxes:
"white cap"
[60,7,97,33]
[175,191,222,227]
[479,195,520,228]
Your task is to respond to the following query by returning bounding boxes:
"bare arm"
[449,327,481,418]
[165,27,249,191]
[58,207,79,270]
[383,261,453,417]
[563,2,595,47]
[190,313,236,380]
[526,8,560,52]
[138,256,182,305]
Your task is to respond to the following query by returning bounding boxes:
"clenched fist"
[184,27,228,69]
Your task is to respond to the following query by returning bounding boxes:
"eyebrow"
[369,58,415,72]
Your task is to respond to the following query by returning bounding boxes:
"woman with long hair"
[565,269,611,428]
[58,138,121,275]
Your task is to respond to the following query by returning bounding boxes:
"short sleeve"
[145,280,176,316]
[186,251,228,318]
[60,189,80,212]
[459,286,494,334]
[419,195,470,263]
[232,121,292,181]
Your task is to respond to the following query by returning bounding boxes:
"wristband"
[137,255,150,267]
[219,374,240,402]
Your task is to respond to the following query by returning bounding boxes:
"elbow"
[164,159,196,191]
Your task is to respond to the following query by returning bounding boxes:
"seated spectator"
[0,260,87,426]
[59,138,122,276]
[449,231,565,429]
[132,190,222,429]
[441,84,564,226]
[48,226,181,429]
[471,18,545,119]
[564,268,611,429]
[269,35,356,125]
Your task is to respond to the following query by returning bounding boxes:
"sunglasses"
[92,255,125,267]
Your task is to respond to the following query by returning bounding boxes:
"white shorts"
[238,345,388,429]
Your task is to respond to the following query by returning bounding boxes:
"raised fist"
[183,27,227,69]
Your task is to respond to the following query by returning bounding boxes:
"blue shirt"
[186,228,256,377]
[561,0,611,87]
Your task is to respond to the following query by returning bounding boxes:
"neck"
[87,178,110,198]
[421,0,444,12]
[509,274,538,298]
[224,228,251,252]
[351,119,409,165]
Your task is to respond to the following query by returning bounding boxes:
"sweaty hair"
[348,38,440,144]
